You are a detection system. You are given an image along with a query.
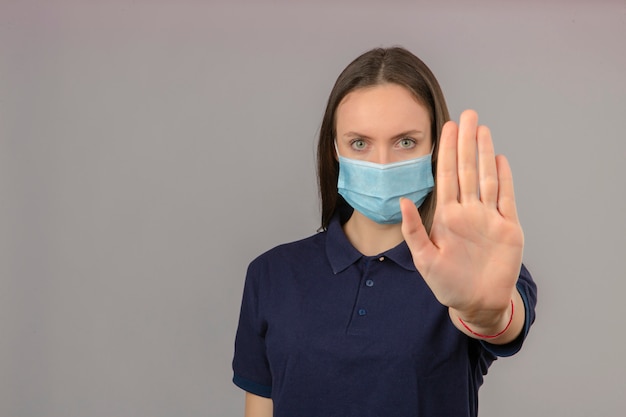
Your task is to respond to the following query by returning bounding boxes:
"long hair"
[317,46,450,231]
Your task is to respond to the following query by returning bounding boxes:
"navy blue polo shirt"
[233,214,537,417]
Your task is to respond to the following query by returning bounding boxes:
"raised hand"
[400,110,524,339]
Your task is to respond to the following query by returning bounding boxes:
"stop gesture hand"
[400,110,525,342]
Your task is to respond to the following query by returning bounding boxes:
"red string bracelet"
[458,299,514,339]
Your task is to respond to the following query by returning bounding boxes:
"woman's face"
[335,83,433,163]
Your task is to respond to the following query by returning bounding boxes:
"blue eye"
[351,139,367,150]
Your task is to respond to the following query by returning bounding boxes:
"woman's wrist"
[458,299,514,339]
[449,290,525,343]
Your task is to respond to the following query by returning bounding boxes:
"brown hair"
[317,46,451,231]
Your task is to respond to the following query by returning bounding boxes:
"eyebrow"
[342,130,425,140]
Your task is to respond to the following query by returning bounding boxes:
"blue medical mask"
[337,151,434,224]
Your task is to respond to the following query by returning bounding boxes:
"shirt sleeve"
[232,257,272,398]
[481,263,538,357]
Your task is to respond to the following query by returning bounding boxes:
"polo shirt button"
[378,256,385,262]
[365,279,374,287]
[358,309,367,316]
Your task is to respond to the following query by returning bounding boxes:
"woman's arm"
[401,110,526,339]
[448,287,526,344]
[245,392,273,417]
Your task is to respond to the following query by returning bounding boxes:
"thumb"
[400,197,436,268]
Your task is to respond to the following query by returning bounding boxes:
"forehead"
[336,83,431,134]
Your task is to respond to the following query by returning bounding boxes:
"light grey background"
[1,0,625,416]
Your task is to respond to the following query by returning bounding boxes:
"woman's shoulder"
[243,230,330,286]
[251,229,328,266]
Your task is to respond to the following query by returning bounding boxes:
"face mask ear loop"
[334,140,341,159]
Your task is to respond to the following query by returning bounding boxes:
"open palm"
[401,110,524,320]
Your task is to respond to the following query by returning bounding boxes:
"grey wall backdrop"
[2,0,625,416]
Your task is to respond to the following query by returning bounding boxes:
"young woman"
[233,46,537,417]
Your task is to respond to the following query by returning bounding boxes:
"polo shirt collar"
[326,215,362,274]
[326,214,417,274]
[384,240,417,272]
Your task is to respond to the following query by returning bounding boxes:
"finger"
[400,197,437,272]
[436,120,460,205]
[457,110,479,203]
[477,125,498,208]
[495,155,519,222]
